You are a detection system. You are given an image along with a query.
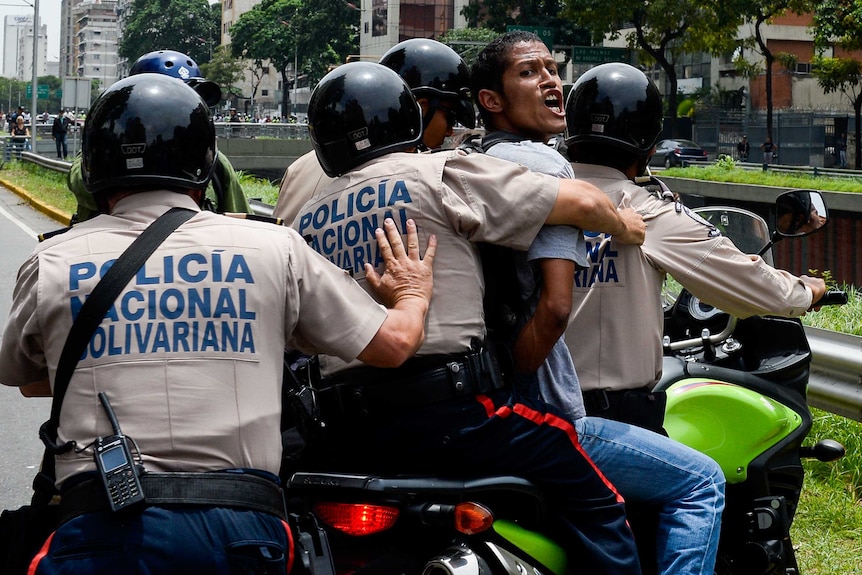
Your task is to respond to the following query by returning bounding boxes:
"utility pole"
[30,0,40,153]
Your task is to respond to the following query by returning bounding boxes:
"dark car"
[650,139,708,168]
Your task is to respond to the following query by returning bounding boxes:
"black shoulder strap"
[468,129,542,348]
[33,207,195,499]
[480,130,530,152]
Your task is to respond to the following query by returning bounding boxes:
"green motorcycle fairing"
[663,378,802,483]
[492,519,567,575]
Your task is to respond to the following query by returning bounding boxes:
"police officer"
[68,50,251,222]
[273,38,476,223]
[294,61,644,575]
[563,62,826,432]
[471,31,725,575]
[0,73,434,574]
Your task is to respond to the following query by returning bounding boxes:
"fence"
[692,110,852,169]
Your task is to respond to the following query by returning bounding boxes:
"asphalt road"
[0,184,61,508]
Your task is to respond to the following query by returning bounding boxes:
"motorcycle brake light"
[313,502,400,536]
[453,502,494,535]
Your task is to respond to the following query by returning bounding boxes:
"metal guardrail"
[17,151,71,173]
[806,327,862,422]
[214,122,310,140]
[14,152,862,422]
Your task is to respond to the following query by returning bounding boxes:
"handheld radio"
[94,392,146,511]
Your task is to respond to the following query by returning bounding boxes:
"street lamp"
[195,37,214,60]
[279,19,299,119]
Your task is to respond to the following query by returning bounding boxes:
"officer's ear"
[476,88,504,115]
[416,97,430,115]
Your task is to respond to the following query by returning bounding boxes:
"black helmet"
[379,38,475,129]
[130,50,221,106]
[82,73,216,195]
[308,62,422,178]
[565,63,663,155]
[776,189,813,234]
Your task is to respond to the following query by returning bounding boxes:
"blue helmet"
[130,50,221,107]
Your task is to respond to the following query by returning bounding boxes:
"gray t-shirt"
[483,137,588,420]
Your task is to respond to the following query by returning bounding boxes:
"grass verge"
[0,160,76,217]
[662,159,862,193]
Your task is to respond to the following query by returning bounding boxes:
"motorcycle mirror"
[774,190,828,238]
[759,190,828,257]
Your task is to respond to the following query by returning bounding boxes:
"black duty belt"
[317,348,508,418]
[59,472,286,525]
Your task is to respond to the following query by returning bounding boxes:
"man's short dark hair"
[471,30,543,129]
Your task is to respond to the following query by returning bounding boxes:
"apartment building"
[59,0,119,91]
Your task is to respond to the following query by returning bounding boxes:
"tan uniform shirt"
[0,191,387,485]
[565,164,813,392]
[273,150,334,223]
[292,149,560,374]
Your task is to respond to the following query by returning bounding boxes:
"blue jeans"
[55,134,68,159]
[575,416,725,575]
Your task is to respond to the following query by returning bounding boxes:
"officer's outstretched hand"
[365,218,436,312]
[615,207,646,245]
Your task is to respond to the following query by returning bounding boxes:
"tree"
[200,46,245,106]
[229,0,358,118]
[460,1,587,47]
[812,0,862,169]
[738,0,814,141]
[438,28,501,65]
[38,76,63,115]
[119,0,220,66]
[562,0,742,137]
[229,0,301,117]
[1,77,29,114]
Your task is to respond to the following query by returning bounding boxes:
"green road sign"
[507,25,554,50]
[571,46,632,64]
[25,84,51,99]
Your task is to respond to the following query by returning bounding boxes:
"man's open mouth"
[544,92,562,113]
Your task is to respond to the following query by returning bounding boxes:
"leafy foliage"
[811,0,862,168]
[812,0,862,50]
[200,46,246,103]
[229,0,358,115]
[119,0,219,66]
[460,1,588,47]
[439,28,502,65]
[561,0,743,136]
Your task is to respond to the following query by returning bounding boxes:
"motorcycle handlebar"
[817,290,848,307]
[663,317,738,352]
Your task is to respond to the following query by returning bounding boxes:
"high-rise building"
[3,14,48,80]
[58,0,119,92]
